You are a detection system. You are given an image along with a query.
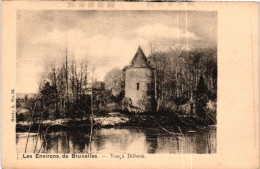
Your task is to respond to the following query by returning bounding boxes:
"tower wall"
[125,67,153,112]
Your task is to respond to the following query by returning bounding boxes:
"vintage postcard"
[1,2,259,169]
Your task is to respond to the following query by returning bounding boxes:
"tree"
[148,43,178,112]
[104,68,122,97]
[195,76,208,119]
[38,49,90,120]
[23,95,41,153]
[43,62,65,118]
[147,43,217,115]
[68,58,89,120]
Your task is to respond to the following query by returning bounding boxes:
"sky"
[17,10,217,93]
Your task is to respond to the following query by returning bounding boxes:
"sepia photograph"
[15,10,218,155]
[1,1,259,169]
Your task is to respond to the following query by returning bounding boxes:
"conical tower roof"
[130,46,150,68]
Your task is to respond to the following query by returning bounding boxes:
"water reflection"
[16,126,216,154]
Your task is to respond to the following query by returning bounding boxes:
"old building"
[123,46,154,112]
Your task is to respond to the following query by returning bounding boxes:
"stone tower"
[123,46,154,112]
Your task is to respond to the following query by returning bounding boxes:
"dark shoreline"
[16,112,216,133]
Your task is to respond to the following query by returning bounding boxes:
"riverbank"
[16,111,216,133]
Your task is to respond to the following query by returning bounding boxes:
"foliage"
[147,44,217,116]
[104,68,122,97]
[17,55,92,121]
[195,76,208,119]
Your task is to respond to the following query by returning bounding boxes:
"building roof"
[123,46,151,71]
[131,46,150,67]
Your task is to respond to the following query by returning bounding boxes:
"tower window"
[137,83,140,90]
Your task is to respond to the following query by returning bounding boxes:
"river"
[16,126,216,154]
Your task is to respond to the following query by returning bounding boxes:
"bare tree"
[23,96,40,153]
[148,43,217,116]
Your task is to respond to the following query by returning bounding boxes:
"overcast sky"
[17,10,217,93]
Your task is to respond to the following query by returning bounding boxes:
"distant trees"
[147,43,217,115]
[104,68,122,97]
[18,44,216,121]
[36,51,90,120]
[18,47,112,122]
